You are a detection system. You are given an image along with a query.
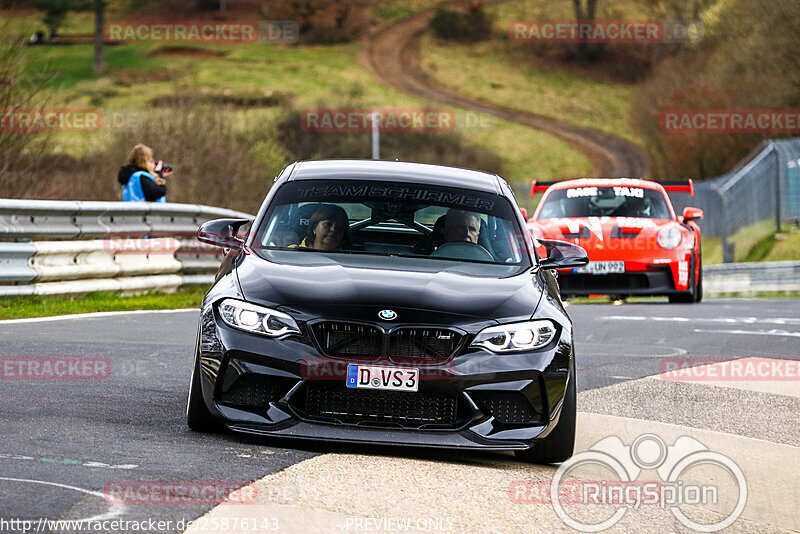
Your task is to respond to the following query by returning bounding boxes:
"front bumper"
[197,306,574,450]
[557,256,693,296]
[557,265,677,296]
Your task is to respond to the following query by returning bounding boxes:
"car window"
[256,180,530,267]
[538,186,671,219]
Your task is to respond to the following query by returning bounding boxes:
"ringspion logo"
[533,433,747,532]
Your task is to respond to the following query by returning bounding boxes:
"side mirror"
[682,207,704,222]
[197,218,252,250]
[519,207,529,220]
[538,239,589,270]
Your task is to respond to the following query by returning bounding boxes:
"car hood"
[234,254,543,326]
[532,216,673,242]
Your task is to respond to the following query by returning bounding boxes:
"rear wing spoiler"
[530,179,695,198]
[530,180,558,197]
[661,180,695,198]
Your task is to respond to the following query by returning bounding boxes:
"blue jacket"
[122,169,166,203]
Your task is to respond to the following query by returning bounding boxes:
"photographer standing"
[117,144,173,203]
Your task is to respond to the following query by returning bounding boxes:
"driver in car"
[627,196,650,218]
[442,209,480,244]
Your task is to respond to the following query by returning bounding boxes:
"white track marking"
[601,315,800,326]
[694,328,800,338]
[0,309,198,325]
[0,477,126,522]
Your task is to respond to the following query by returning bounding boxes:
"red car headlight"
[657,224,682,249]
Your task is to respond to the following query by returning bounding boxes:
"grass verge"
[702,221,800,265]
[0,286,207,320]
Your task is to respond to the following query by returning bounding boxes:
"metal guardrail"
[703,261,800,296]
[0,199,253,296]
[2,200,794,298]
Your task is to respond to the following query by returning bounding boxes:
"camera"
[151,160,173,178]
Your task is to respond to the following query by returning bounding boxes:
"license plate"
[346,364,419,392]
[576,261,625,274]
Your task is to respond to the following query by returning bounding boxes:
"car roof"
[544,178,666,192]
[287,160,504,194]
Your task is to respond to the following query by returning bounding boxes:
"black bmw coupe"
[187,160,587,463]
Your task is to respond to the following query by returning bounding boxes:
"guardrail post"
[716,188,734,263]
[774,142,784,232]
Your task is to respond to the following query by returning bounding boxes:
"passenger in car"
[293,205,351,250]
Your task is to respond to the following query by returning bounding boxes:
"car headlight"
[217,298,301,337]
[657,224,682,249]
[470,320,556,353]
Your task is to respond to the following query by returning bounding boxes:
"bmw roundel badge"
[378,309,397,321]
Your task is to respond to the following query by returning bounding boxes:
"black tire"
[515,362,576,464]
[694,251,703,303]
[186,351,222,432]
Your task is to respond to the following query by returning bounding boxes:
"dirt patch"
[150,90,292,108]
[149,46,227,58]
[113,68,177,86]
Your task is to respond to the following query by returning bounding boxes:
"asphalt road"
[0,298,797,533]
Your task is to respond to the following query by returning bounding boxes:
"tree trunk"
[93,0,105,72]
[572,0,600,61]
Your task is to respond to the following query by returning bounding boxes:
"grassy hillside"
[2,8,591,201]
[420,0,652,145]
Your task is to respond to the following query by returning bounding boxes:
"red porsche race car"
[527,178,704,303]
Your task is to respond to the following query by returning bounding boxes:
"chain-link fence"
[670,138,800,262]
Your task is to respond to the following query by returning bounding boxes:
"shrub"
[276,108,505,176]
[630,0,800,179]
[429,5,493,42]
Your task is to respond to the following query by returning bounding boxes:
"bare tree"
[572,0,599,60]
[92,0,106,71]
[0,29,51,194]
[572,0,598,21]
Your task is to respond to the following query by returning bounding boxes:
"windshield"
[254,180,531,270]
[537,186,672,219]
